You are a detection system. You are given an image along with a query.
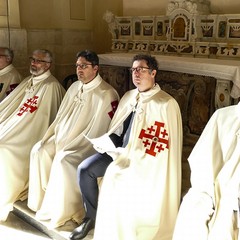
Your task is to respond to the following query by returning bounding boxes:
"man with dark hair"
[27,50,119,228]
[0,49,65,221]
[0,47,22,101]
[70,54,183,240]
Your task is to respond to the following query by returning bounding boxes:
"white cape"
[27,74,119,228]
[173,103,240,240]
[0,64,22,101]
[0,70,65,221]
[94,84,183,240]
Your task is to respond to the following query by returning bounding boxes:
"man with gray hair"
[0,49,65,222]
[0,47,22,101]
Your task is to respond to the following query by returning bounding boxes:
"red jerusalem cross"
[6,83,19,95]
[138,121,169,156]
[108,100,118,119]
[17,96,39,116]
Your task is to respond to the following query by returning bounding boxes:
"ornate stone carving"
[215,79,233,109]
[104,5,240,59]
[103,10,119,39]
[99,65,129,97]
[166,0,210,15]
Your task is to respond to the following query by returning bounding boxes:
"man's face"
[76,57,98,84]
[29,52,51,76]
[0,49,10,70]
[131,60,156,92]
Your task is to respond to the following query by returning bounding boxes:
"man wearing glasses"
[0,47,22,101]
[0,49,65,222]
[70,54,183,240]
[27,50,119,229]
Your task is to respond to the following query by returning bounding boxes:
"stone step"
[13,200,94,240]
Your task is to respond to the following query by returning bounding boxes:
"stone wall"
[0,28,94,82]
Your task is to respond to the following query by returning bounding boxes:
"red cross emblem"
[108,100,118,119]
[17,96,39,116]
[6,83,19,95]
[138,121,169,156]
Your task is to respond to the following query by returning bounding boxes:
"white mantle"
[99,53,240,99]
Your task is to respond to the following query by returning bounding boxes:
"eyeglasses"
[29,57,51,64]
[75,63,92,69]
[129,67,150,74]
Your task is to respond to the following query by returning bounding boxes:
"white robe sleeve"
[173,111,221,240]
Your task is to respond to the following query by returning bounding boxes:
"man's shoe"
[69,217,95,240]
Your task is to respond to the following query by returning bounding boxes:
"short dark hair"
[76,50,99,66]
[132,54,158,71]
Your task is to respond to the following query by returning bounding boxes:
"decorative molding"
[166,0,210,15]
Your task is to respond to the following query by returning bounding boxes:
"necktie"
[122,111,135,147]
[122,94,139,147]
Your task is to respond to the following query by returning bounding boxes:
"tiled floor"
[0,212,50,240]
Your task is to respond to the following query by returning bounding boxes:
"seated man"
[27,50,119,228]
[173,104,240,240]
[70,54,183,240]
[0,49,65,221]
[0,47,23,101]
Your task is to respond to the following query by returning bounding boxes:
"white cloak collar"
[78,73,102,92]
[31,70,51,85]
[0,64,14,76]
[138,83,161,103]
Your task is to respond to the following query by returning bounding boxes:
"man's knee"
[77,153,103,186]
[77,160,93,188]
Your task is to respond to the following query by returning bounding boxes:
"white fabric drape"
[94,84,183,240]
[0,70,65,221]
[173,103,240,240]
[0,64,22,101]
[27,75,119,228]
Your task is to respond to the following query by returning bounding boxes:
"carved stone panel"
[99,65,130,98]
[155,70,216,193]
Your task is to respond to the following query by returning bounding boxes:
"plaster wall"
[0,0,20,28]
[19,0,93,30]
[123,0,240,16]
[0,0,122,82]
